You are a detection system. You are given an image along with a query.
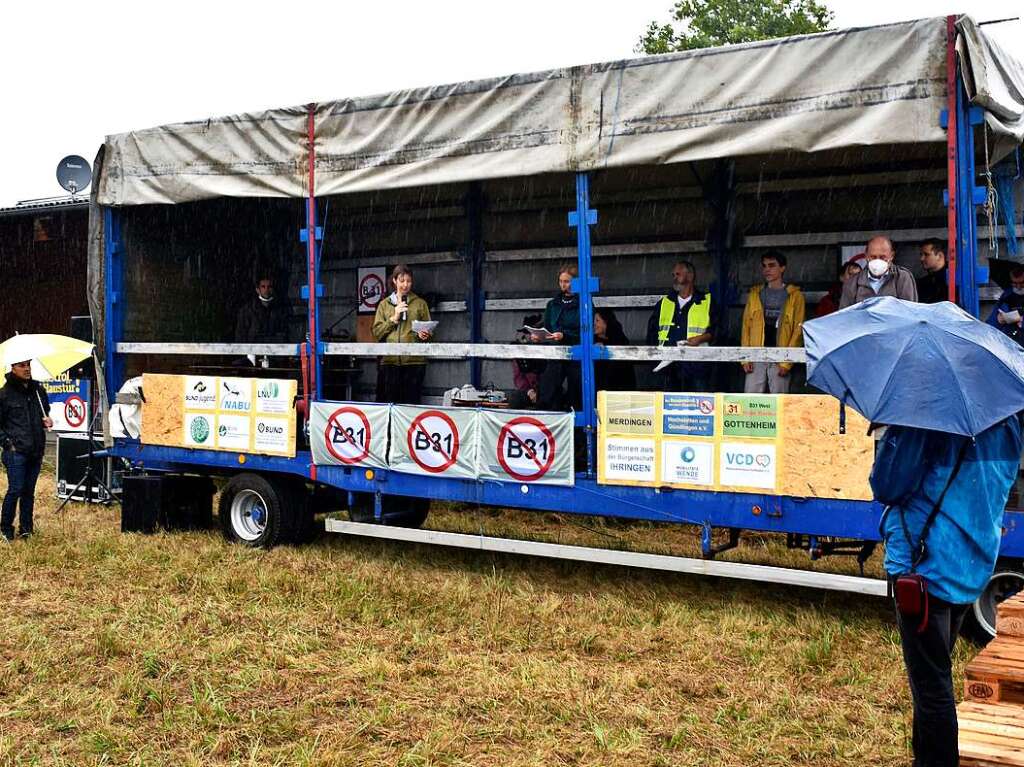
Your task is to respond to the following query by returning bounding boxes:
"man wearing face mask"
[235,275,289,343]
[986,264,1024,347]
[839,236,918,309]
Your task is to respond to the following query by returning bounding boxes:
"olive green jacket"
[372,292,431,366]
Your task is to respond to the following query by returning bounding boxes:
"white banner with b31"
[309,401,390,469]
[389,405,478,479]
[476,409,574,486]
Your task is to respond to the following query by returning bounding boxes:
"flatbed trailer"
[90,15,1024,637]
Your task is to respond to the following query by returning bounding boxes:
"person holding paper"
[372,264,433,404]
[986,263,1024,346]
[533,265,581,411]
[645,260,715,392]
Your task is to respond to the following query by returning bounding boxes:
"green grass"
[0,465,975,765]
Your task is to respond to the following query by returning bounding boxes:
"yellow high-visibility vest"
[656,293,711,345]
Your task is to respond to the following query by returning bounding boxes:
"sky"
[0,0,1021,207]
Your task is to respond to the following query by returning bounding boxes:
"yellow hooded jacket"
[740,284,805,372]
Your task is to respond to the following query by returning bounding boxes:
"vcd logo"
[724,451,771,467]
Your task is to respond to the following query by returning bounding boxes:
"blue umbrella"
[803,296,1024,436]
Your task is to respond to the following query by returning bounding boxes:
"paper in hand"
[521,325,553,337]
[1001,309,1022,324]
[412,320,438,333]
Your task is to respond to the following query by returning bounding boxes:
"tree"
[637,0,833,54]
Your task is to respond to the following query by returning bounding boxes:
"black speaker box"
[121,475,216,534]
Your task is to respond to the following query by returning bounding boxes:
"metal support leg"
[570,173,599,478]
[465,182,485,388]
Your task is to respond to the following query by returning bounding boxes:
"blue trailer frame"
[102,23,1024,566]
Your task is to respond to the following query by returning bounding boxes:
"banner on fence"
[597,392,872,500]
[141,374,297,457]
[310,401,390,469]
[389,405,478,479]
[477,410,574,486]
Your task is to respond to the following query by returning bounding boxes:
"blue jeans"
[2,450,42,538]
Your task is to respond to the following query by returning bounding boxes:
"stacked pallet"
[960,593,1024,766]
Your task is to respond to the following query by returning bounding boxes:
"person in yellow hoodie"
[372,264,433,404]
[740,251,805,394]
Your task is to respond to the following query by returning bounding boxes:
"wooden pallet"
[959,703,1024,766]
[960,594,1024,766]
[965,638,1024,704]
[997,594,1024,639]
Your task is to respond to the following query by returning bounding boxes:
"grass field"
[0,463,980,766]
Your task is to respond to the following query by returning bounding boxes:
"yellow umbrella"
[0,333,94,381]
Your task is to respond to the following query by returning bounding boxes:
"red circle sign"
[496,416,556,481]
[359,273,385,310]
[406,410,460,473]
[324,406,372,464]
[64,395,86,429]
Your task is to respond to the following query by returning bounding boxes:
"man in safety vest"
[740,251,805,393]
[645,260,715,392]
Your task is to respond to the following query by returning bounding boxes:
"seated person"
[594,307,635,391]
[532,265,581,411]
[509,314,544,409]
[235,275,288,342]
[987,263,1024,347]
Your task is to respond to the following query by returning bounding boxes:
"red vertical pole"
[945,15,959,303]
[306,104,318,404]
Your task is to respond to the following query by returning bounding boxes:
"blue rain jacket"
[873,415,1023,604]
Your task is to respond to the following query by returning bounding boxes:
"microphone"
[397,291,408,322]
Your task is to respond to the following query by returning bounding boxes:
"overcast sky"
[0,0,1021,206]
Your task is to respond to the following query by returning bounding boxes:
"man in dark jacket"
[0,360,52,540]
[916,238,949,304]
[235,276,288,343]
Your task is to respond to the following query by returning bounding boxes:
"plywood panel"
[778,395,874,501]
[140,373,184,446]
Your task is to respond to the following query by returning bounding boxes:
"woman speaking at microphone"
[372,264,433,405]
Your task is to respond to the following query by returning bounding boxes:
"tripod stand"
[55,360,119,513]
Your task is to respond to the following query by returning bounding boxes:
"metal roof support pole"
[944,15,987,316]
[464,182,485,388]
[103,207,125,399]
[302,104,323,402]
[570,172,599,478]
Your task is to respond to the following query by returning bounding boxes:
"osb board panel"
[779,395,873,501]
[140,373,184,447]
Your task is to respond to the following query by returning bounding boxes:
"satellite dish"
[56,155,92,195]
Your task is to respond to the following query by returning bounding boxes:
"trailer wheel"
[219,473,294,548]
[964,565,1024,644]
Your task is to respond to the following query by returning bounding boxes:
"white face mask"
[867,259,890,278]
[1012,287,1024,296]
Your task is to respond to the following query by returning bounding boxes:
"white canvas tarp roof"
[96,15,1024,207]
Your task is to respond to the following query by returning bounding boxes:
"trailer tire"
[219,473,295,549]
[963,564,1024,644]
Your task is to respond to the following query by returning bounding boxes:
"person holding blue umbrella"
[804,297,1024,767]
